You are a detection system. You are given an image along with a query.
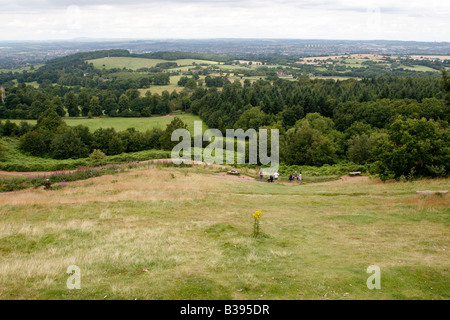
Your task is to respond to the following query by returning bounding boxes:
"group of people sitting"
[266,172,279,183]
[288,171,302,183]
[259,171,302,183]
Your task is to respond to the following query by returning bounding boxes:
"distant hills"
[1,38,450,69]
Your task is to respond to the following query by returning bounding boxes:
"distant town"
[1,38,450,69]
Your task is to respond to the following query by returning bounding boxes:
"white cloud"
[0,0,448,41]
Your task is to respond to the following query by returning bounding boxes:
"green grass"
[87,57,218,71]
[397,65,440,73]
[0,164,448,299]
[0,137,171,172]
[87,57,168,70]
[23,81,39,88]
[138,75,207,95]
[7,114,207,134]
[173,59,218,66]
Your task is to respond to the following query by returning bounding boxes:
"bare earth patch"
[207,172,257,182]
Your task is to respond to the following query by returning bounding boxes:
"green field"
[139,75,207,95]
[398,65,440,73]
[7,114,207,134]
[0,163,448,299]
[0,137,172,172]
[87,57,218,70]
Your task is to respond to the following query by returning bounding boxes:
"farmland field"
[398,65,440,73]
[296,54,387,65]
[0,164,448,299]
[87,57,218,70]
[294,54,441,74]
[138,75,207,95]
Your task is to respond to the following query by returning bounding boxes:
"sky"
[0,0,449,42]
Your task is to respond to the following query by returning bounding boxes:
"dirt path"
[207,173,369,185]
[206,172,258,182]
[1,160,369,186]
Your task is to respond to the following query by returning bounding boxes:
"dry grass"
[0,165,448,300]
[0,169,216,205]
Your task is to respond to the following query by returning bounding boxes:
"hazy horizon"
[1,37,450,44]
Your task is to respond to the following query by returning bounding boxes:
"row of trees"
[0,85,173,119]
[17,111,165,159]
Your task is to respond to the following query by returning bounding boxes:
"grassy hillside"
[87,57,218,70]
[0,137,171,172]
[0,164,448,299]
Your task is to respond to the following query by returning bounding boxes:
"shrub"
[49,129,90,159]
[374,117,449,180]
[19,131,47,157]
[89,149,106,160]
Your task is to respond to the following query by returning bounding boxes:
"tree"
[19,131,47,157]
[345,121,373,139]
[29,101,47,119]
[159,117,188,150]
[89,96,103,117]
[37,110,66,133]
[2,120,18,136]
[52,96,66,117]
[348,134,379,164]
[50,128,90,159]
[185,78,198,90]
[78,91,90,117]
[282,104,304,127]
[295,112,335,134]
[65,92,79,117]
[139,77,151,88]
[142,128,163,149]
[118,94,130,114]
[178,76,189,87]
[153,73,170,85]
[419,98,449,122]
[119,129,140,152]
[441,69,450,106]
[72,125,94,149]
[92,128,117,154]
[107,135,125,155]
[126,89,140,101]
[234,106,272,131]
[282,122,336,166]
[103,97,118,117]
[374,117,449,180]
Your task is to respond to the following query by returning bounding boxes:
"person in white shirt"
[274,172,279,181]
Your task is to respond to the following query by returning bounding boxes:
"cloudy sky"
[0,0,449,42]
